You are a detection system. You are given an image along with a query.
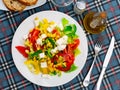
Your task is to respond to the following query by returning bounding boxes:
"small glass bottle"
[83,11,107,34]
[90,12,107,29]
[74,0,86,14]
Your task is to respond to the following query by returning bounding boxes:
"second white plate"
[0,0,46,11]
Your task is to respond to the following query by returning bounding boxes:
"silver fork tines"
[95,42,102,55]
[83,41,102,87]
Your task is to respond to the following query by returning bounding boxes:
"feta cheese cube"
[62,35,68,40]
[41,34,47,39]
[51,47,58,54]
[50,23,57,28]
[23,34,28,40]
[56,35,68,45]
[47,23,57,32]
[56,38,64,45]
[47,27,53,32]
[62,35,68,44]
[39,53,45,58]
[57,45,66,51]
[58,23,64,31]
[36,38,42,45]
[40,62,47,68]
[34,17,40,27]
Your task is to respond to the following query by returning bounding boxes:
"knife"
[94,36,115,90]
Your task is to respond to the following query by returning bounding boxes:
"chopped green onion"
[47,38,55,47]
[29,50,42,59]
[45,49,53,58]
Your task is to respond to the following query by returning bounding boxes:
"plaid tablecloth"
[0,0,120,90]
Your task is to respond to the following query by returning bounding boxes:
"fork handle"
[83,55,97,86]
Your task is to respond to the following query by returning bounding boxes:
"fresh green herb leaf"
[63,24,77,36]
[66,64,78,73]
[62,18,69,27]
[63,25,72,35]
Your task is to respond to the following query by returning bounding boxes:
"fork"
[83,41,102,87]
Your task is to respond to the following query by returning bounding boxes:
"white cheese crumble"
[34,17,40,27]
[47,23,57,32]
[39,53,45,58]
[51,47,58,54]
[58,22,64,31]
[36,34,47,46]
[41,34,47,39]
[23,34,28,40]
[57,45,67,51]
[47,27,53,32]
[40,62,47,68]
[56,35,68,45]
[36,38,42,45]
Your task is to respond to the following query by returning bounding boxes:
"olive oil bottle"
[83,11,107,34]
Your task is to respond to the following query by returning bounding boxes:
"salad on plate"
[15,17,80,77]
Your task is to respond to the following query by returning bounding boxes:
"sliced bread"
[18,0,38,6]
[3,0,26,11]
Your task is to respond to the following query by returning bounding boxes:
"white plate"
[0,0,46,11]
[12,11,88,87]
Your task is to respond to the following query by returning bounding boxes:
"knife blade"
[94,36,115,90]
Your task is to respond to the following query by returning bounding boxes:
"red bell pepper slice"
[28,28,40,51]
[15,46,29,58]
[28,28,40,44]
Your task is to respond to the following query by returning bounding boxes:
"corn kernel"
[35,17,39,20]
[43,18,48,24]
[49,21,55,25]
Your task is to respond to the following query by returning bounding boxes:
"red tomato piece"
[15,46,29,58]
[52,52,75,72]
[28,29,40,44]
[56,56,73,71]
[56,63,71,71]
[69,39,80,50]
[28,29,40,51]
[52,29,60,36]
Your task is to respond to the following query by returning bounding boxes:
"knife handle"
[94,67,106,90]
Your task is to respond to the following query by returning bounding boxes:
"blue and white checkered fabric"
[0,0,120,90]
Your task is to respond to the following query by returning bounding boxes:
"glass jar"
[51,0,74,7]
[83,11,107,34]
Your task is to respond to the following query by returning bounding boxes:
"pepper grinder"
[74,0,86,15]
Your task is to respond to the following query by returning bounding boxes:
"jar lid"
[76,1,86,10]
